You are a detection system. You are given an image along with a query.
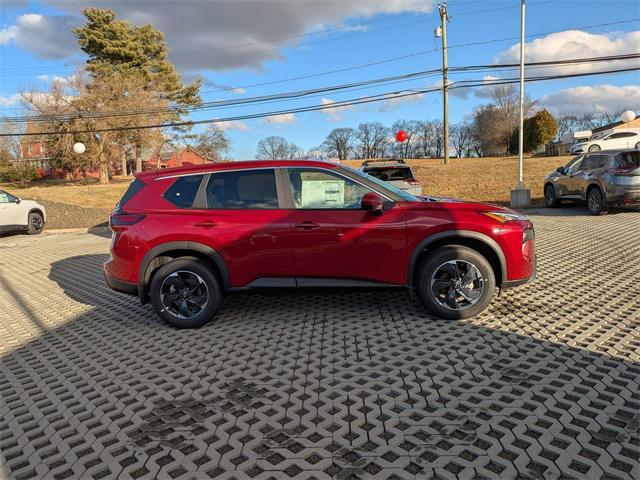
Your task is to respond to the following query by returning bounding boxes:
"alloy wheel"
[160,270,209,319]
[31,215,43,232]
[430,260,484,310]
[588,190,601,213]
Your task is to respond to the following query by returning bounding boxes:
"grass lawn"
[1,156,570,214]
[1,176,131,211]
[343,155,570,205]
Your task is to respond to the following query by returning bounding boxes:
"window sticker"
[301,180,344,208]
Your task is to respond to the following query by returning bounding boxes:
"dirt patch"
[39,200,111,230]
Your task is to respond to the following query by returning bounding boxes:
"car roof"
[583,149,637,154]
[136,159,341,181]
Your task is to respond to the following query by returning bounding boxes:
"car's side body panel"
[104,160,536,307]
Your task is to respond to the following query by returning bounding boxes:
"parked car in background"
[359,159,422,196]
[569,129,640,154]
[104,160,536,328]
[544,149,640,215]
[0,189,46,235]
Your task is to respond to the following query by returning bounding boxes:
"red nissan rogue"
[104,160,536,328]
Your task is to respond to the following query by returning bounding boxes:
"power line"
[6,53,637,123]
[4,65,637,137]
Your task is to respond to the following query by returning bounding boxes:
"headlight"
[481,211,529,224]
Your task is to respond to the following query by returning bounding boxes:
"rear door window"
[206,169,279,209]
[164,175,204,208]
[364,166,413,181]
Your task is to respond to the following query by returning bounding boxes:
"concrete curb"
[42,226,110,235]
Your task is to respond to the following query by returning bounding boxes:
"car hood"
[416,195,513,213]
[19,199,44,209]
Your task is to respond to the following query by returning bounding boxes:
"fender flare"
[407,230,507,286]
[138,241,231,299]
[27,207,45,222]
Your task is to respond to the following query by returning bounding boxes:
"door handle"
[294,221,320,230]
[193,221,217,229]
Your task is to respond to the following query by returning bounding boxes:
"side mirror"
[556,166,565,175]
[361,192,384,215]
[15,197,21,204]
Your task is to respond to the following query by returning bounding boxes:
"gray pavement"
[0,209,639,479]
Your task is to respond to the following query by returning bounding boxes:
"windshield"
[364,166,413,181]
[340,165,420,201]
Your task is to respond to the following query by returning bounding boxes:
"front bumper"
[104,271,138,296]
[502,254,537,289]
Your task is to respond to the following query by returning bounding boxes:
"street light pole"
[510,0,531,208]
[438,2,450,165]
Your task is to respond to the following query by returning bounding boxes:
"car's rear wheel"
[150,257,222,328]
[544,184,560,208]
[416,246,495,320]
[587,187,606,216]
[588,144,601,152]
[27,212,44,235]
[635,141,640,150]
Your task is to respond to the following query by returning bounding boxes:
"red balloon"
[395,130,408,142]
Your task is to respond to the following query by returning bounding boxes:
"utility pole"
[437,2,450,165]
[510,0,531,208]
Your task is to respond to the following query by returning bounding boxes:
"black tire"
[544,184,560,208]
[587,187,606,216]
[416,246,496,320]
[27,211,44,235]
[588,144,601,152]
[635,141,640,150]
[149,257,222,328]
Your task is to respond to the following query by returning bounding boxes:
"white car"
[570,129,640,154]
[0,189,46,235]
[359,159,422,196]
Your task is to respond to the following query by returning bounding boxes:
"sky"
[1,0,639,158]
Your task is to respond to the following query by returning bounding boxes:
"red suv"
[104,160,536,328]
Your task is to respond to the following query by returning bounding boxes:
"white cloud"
[265,113,296,124]
[495,30,640,76]
[377,91,424,111]
[5,1,433,71]
[0,94,22,106]
[320,97,354,121]
[0,13,77,58]
[217,120,251,131]
[539,84,640,115]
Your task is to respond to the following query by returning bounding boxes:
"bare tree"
[322,128,355,160]
[451,122,473,158]
[305,147,327,161]
[472,105,504,157]
[256,136,289,160]
[195,124,230,160]
[489,84,535,155]
[286,143,304,159]
[390,120,420,159]
[355,122,389,159]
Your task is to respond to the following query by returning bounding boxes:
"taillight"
[109,213,145,231]
[406,178,420,185]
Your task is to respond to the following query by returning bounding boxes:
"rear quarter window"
[615,151,640,170]
[117,179,146,210]
[164,175,204,208]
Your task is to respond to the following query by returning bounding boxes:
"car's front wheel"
[149,257,222,328]
[27,211,44,235]
[416,246,495,320]
[588,144,601,152]
[544,184,560,208]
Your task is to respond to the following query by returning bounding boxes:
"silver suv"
[544,149,640,215]
[359,159,422,196]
